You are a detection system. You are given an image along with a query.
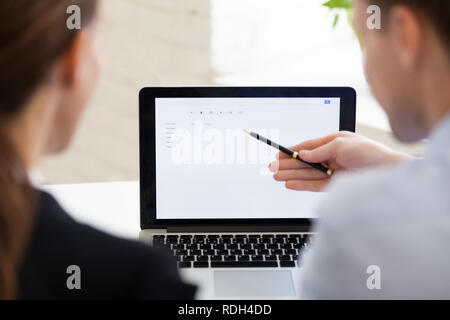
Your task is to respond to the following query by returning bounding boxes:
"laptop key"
[243,249,256,255]
[289,234,302,238]
[193,262,209,268]
[238,255,250,261]
[217,250,229,256]
[258,249,269,255]
[293,243,305,249]
[230,249,242,255]
[189,250,202,256]
[153,239,165,245]
[211,261,278,268]
[211,255,222,261]
[224,256,236,261]
[204,250,215,256]
[280,261,296,268]
[271,249,283,255]
[265,255,277,261]
[186,244,198,250]
[280,255,292,261]
[197,256,209,262]
[200,244,211,250]
[175,250,188,256]
[251,255,264,261]
[182,255,195,262]
[178,262,191,268]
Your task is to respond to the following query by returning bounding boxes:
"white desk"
[42,181,140,240]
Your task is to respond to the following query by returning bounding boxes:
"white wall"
[39,0,424,184]
[39,0,213,183]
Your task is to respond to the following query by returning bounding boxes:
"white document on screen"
[155,97,340,220]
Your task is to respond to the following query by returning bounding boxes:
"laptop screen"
[154,97,340,220]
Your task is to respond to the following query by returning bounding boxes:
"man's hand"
[269,131,413,191]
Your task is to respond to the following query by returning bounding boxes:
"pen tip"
[242,129,251,134]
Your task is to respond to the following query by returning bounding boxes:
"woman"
[0,0,195,299]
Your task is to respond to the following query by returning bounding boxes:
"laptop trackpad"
[214,270,296,297]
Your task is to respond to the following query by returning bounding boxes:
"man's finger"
[299,139,339,163]
[269,159,310,172]
[273,169,329,181]
[277,133,341,160]
[284,180,328,192]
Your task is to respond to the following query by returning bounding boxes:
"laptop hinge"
[167,225,311,233]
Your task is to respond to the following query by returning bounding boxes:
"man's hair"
[371,0,450,52]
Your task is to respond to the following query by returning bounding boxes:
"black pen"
[243,129,333,176]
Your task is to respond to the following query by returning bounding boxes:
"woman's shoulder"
[19,190,196,299]
[34,190,160,261]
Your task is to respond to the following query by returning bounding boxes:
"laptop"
[139,87,356,299]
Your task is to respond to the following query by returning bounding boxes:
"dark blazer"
[18,191,196,299]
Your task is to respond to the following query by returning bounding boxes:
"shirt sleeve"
[297,173,390,300]
[298,218,373,299]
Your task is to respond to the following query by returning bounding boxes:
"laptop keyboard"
[152,233,313,269]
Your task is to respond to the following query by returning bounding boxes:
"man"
[270,0,450,298]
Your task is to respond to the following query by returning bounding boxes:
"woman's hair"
[370,0,450,52]
[0,0,98,299]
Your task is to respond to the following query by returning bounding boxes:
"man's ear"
[388,5,423,69]
[61,31,87,86]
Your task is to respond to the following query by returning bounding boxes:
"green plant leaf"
[322,0,352,10]
[332,13,340,28]
[323,1,361,48]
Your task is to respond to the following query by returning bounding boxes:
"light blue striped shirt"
[299,115,450,299]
